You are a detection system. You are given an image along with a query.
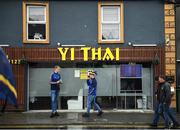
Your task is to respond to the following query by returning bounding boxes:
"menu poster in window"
[80,69,88,79]
[74,70,80,78]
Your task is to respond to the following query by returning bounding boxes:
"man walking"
[82,71,103,117]
[151,75,171,128]
[49,65,62,118]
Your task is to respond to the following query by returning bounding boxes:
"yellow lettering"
[116,48,120,61]
[80,47,91,61]
[57,48,69,61]
[92,48,101,60]
[70,48,75,61]
[102,48,114,61]
[57,47,120,61]
[14,60,17,64]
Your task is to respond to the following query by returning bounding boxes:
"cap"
[89,71,97,75]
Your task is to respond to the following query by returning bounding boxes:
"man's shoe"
[55,112,59,116]
[82,113,90,117]
[150,124,157,128]
[164,126,171,129]
[164,125,171,129]
[172,123,180,129]
[97,111,103,116]
[50,113,56,118]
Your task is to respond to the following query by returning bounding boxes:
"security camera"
[57,42,61,46]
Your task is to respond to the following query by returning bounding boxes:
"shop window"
[121,78,142,93]
[98,1,124,43]
[23,1,49,44]
[120,64,142,78]
[120,64,142,92]
[120,64,143,109]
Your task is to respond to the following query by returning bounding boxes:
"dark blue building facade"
[0,0,164,47]
[0,0,167,111]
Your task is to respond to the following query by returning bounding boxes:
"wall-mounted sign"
[6,55,27,65]
[57,47,120,61]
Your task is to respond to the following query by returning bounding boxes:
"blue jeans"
[87,95,101,113]
[153,102,170,127]
[162,103,171,127]
[51,90,59,113]
[167,107,179,125]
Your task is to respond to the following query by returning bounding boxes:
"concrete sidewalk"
[0,111,180,129]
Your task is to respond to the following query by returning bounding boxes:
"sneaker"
[82,113,90,117]
[50,113,56,118]
[55,112,59,116]
[97,111,103,116]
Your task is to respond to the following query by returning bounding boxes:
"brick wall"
[164,4,176,108]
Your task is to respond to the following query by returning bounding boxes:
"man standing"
[82,71,103,117]
[151,75,171,128]
[49,65,62,118]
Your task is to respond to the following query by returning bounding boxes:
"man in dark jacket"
[152,75,180,128]
[82,71,103,117]
[151,75,171,128]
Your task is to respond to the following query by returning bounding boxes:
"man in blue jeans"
[151,75,172,128]
[49,65,62,118]
[151,76,180,128]
[82,71,103,117]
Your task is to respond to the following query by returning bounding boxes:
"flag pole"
[1,95,7,113]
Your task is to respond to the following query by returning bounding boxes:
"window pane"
[102,24,119,40]
[121,78,142,92]
[120,64,142,77]
[102,6,119,22]
[29,6,45,21]
[28,24,46,40]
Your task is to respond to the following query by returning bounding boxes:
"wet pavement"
[0,111,180,129]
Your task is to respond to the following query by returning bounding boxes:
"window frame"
[23,1,49,44]
[98,1,124,44]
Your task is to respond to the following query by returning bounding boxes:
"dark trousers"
[152,102,170,127]
[167,107,179,125]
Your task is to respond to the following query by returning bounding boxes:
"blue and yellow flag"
[0,47,17,106]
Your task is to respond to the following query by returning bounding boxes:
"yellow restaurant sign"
[57,47,120,61]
